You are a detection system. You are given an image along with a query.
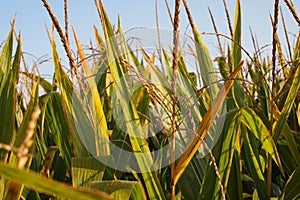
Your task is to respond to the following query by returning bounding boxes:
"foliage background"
[0,0,299,200]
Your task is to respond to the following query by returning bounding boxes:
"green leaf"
[226,150,243,200]
[231,0,242,69]
[97,2,165,199]
[241,126,268,199]
[0,24,19,161]
[240,107,283,173]
[4,82,39,199]
[40,92,74,169]
[71,156,112,188]
[198,110,240,200]
[277,144,298,175]
[22,72,53,93]
[91,180,145,200]
[40,146,60,176]
[191,18,218,99]
[214,112,242,199]
[292,32,300,63]
[282,126,300,166]
[129,181,147,200]
[0,24,14,95]
[174,61,243,185]
[0,163,113,200]
[280,166,300,200]
[179,156,205,200]
[231,0,245,108]
[273,64,300,141]
[51,31,90,157]
[12,83,39,149]
[73,29,110,156]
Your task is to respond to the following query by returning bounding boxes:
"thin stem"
[182,0,195,30]
[269,0,280,197]
[208,7,224,56]
[64,0,69,44]
[171,0,181,199]
[41,0,77,76]
[271,0,280,135]
[280,7,292,61]
[164,0,174,25]
[270,15,285,69]
[156,0,165,74]
[283,0,300,26]
[222,0,233,37]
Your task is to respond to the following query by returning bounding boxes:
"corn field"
[0,0,300,199]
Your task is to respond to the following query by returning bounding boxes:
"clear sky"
[0,1,299,77]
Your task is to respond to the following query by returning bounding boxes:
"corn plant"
[0,0,299,200]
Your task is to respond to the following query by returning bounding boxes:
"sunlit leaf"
[0,163,113,200]
[240,107,283,173]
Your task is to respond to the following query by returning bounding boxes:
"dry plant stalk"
[208,7,224,56]
[182,2,226,199]
[5,106,41,200]
[202,138,226,200]
[0,143,15,153]
[171,0,181,199]
[249,28,261,63]
[174,61,243,198]
[272,0,280,78]
[41,0,77,75]
[17,106,41,168]
[269,0,280,198]
[222,0,233,37]
[164,0,174,25]
[182,0,195,30]
[280,7,292,62]
[64,0,70,44]
[155,0,164,73]
[42,0,92,128]
[283,0,300,26]
[270,16,285,69]
[172,0,181,71]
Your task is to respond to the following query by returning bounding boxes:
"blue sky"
[0,1,299,77]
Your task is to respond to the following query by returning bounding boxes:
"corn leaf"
[0,163,114,200]
[91,180,145,200]
[97,2,165,199]
[231,0,242,69]
[213,111,242,199]
[231,0,245,108]
[71,156,113,188]
[174,61,243,185]
[129,181,147,200]
[73,29,110,156]
[240,107,283,173]
[282,125,300,166]
[51,30,89,157]
[292,33,300,64]
[191,17,218,99]
[0,24,18,161]
[226,150,243,199]
[241,126,268,199]
[22,72,53,93]
[178,157,204,200]
[279,166,300,200]
[273,63,300,141]
[4,82,39,199]
[40,92,75,169]
[198,110,240,199]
